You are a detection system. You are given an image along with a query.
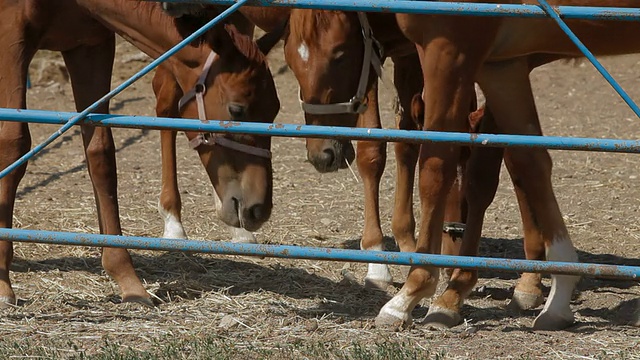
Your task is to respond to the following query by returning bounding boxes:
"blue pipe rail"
[0,228,637,279]
[154,0,640,21]
[0,0,248,181]
[2,108,640,153]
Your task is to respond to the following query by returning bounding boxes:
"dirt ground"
[1,32,639,359]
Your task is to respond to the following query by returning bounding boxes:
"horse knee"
[84,132,117,184]
[356,141,386,176]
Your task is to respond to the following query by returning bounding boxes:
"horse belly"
[488,18,640,61]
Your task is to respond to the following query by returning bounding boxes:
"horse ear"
[256,19,288,56]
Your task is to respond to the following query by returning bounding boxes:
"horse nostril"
[228,103,247,120]
[246,204,267,223]
[321,148,335,167]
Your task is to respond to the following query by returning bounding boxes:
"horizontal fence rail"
[2,108,640,153]
[154,0,640,21]
[0,228,637,280]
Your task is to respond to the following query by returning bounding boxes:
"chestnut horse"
[375,0,640,330]
[0,0,281,307]
[283,10,479,290]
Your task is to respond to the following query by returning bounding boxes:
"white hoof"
[364,263,393,290]
[533,308,574,330]
[375,306,412,329]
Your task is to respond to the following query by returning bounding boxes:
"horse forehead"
[297,41,310,63]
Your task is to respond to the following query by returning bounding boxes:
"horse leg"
[478,58,578,330]
[62,38,151,305]
[355,81,390,289]
[152,66,188,239]
[390,54,421,256]
[376,21,496,327]
[0,20,35,307]
[423,105,505,327]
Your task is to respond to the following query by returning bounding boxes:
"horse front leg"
[152,66,188,239]
[355,81,390,289]
[62,37,151,305]
[424,105,504,327]
[0,16,35,307]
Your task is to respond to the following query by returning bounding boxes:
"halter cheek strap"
[178,50,272,159]
[299,12,384,115]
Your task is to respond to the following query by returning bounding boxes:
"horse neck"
[239,7,290,32]
[367,13,415,58]
[76,0,207,66]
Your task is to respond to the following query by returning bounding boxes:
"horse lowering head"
[284,10,373,173]
[179,23,282,231]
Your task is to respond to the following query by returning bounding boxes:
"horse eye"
[333,51,345,61]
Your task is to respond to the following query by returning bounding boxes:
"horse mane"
[129,1,210,46]
[224,24,266,64]
[289,10,339,44]
[128,2,265,62]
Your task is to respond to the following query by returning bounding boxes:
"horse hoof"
[508,290,544,311]
[0,295,17,309]
[364,278,391,291]
[375,311,411,330]
[421,306,461,329]
[122,295,155,308]
[532,310,574,331]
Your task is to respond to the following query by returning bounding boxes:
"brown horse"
[283,10,478,289]
[373,0,640,330]
[157,4,289,244]
[0,0,281,307]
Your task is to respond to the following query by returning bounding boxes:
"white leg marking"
[363,244,392,285]
[158,201,187,239]
[378,289,415,324]
[536,237,579,327]
[297,42,309,63]
[228,226,257,244]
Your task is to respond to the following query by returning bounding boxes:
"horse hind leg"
[478,58,578,330]
[62,38,151,306]
[0,23,36,307]
[355,81,391,289]
[152,66,188,239]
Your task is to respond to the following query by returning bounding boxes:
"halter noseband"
[298,12,384,115]
[178,51,272,159]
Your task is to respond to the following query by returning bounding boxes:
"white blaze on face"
[297,42,310,63]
